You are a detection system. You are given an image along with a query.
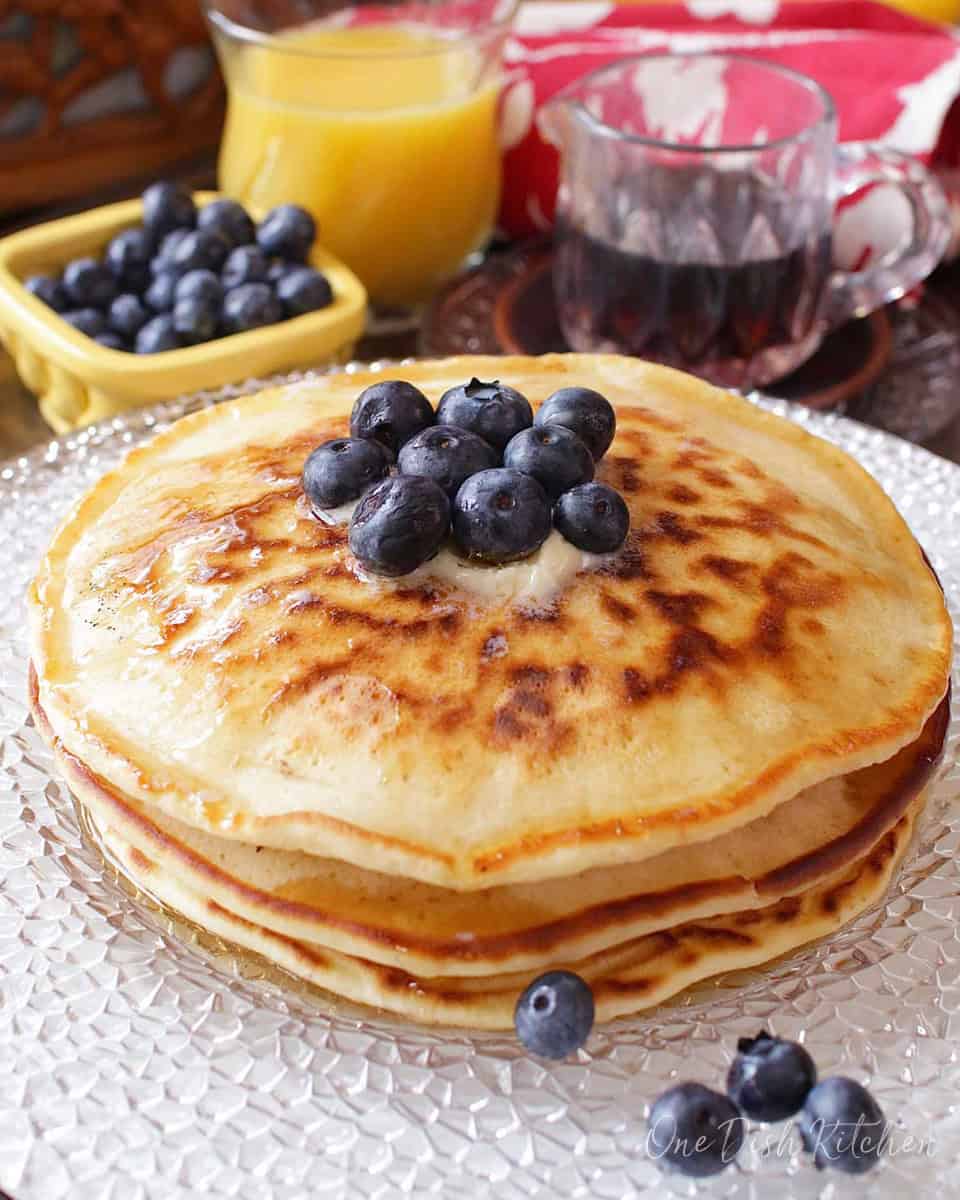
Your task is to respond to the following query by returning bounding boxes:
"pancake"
[101,803,920,1029]
[39,669,945,976]
[28,355,953,889]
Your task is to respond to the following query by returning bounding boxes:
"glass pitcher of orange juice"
[204,0,517,318]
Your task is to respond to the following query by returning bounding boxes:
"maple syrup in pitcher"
[540,53,950,389]
[555,216,833,379]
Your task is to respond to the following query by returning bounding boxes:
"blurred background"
[0,1,224,220]
[2,0,957,224]
[3,0,960,458]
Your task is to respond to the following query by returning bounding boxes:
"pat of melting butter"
[312,499,358,527]
[413,532,599,607]
[314,498,601,608]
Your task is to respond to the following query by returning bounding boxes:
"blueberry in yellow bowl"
[0,184,367,433]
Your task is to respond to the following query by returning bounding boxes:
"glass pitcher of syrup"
[541,53,951,389]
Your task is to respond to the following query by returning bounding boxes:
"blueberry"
[554,482,629,554]
[135,315,181,354]
[535,387,616,461]
[104,227,153,292]
[276,266,333,317]
[257,204,316,262]
[221,245,269,291]
[142,181,196,239]
[108,294,150,339]
[398,424,498,498]
[175,269,223,309]
[267,259,291,284]
[514,970,594,1060]
[94,331,128,351]
[303,438,392,510]
[62,258,117,309]
[222,283,283,334]
[62,308,106,337]
[24,274,69,311]
[144,269,179,312]
[648,1083,745,1178]
[798,1078,887,1174]
[173,296,218,345]
[171,230,230,275]
[727,1031,817,1123]
[350,380,434,456]
[196,198,255,249]
[154,228,190,270]
[436,378,533,453]
[503,424,594,500]
[452,468,552,564]
[348,475,450,577]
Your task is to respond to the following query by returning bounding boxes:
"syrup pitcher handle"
[826,143,952,328]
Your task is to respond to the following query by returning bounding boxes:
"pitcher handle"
[826,144,951,328]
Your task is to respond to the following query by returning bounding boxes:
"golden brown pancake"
[28,355,952,890]
[101,802,920,1029]
[34,668,945,977]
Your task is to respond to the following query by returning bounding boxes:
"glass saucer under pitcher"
[540,54,951,390]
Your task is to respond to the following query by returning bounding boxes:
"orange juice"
[217,25,502,308]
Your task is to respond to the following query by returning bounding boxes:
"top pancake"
[28,354,953,889]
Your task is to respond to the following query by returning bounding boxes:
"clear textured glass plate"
[0,369,958,1200]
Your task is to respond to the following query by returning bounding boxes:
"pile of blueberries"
[514,969,888,1179]
[24,182,333,355]
[302,377,630,574]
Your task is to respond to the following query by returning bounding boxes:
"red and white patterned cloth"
[498,0,960,254]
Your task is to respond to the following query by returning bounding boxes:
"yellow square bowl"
[0,192,368,433]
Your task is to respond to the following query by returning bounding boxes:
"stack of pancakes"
[28,355,952,1028]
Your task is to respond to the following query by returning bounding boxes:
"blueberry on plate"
[173,296,218,346]
[108,294,150,339]
[104,227,153,292]
[727,1031,817,1123]
[144,269,179,313]
[94,331,127,351]
[221,245,270,290]
[514,971,594,1060]
[648,1083,745,1178]
[171,230,230,275]
[24,274,69,312]
[398,424,497,498]
[452,468,552,564]
[436,378,533,453]
[798,1077,887,1174]
[276,266,333,317]
[350,380,434,456]
[535,386,616,461]
[175,269,223,309]
[142,181,196,239]
[154,228,190,270]
[196,198,256,249]
[135,314,181,354]
[303,437,392,510]
[62,308,106,338]
[257,204,316,262]
[554,482,629,554]
[503,424,594,499]
[62,258,117,309]
[222,283,283,334]
[349,475,450,577]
